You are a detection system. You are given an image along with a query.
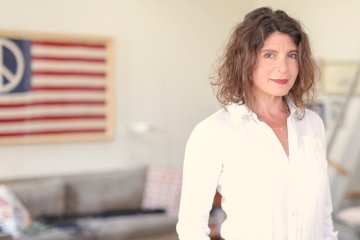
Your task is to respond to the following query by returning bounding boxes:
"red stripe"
[0,101,105,108]
[0,128,106,137]
[32,56,106,63]
[31,86,105,91]
[0,115,106,123]
[32,71,106,77]
[32,40,106,49]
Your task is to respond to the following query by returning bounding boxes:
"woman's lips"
[271,79,288,84]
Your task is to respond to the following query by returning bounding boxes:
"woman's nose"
[276,57,288,73]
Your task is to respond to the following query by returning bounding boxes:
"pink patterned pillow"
[141,166,182,216]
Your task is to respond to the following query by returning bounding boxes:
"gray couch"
[0,167,178,240]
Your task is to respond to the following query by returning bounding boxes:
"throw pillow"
[141,166,182,216]
[0,185,32,236]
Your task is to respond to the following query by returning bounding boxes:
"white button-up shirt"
[177,102,338,240]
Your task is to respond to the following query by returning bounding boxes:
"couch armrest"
[0,234,13,240]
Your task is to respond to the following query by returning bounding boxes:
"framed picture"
[320,61,360,94]
[0,30,115,145]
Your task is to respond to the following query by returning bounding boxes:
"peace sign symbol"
[0,38,25,93]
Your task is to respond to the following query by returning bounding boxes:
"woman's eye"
[264,53,274,58]
[289,53,298,59]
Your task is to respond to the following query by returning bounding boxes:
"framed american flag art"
[0,30,115,145]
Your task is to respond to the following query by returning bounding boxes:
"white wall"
[254,0,360,61]
[2,0,360,182]
[0,0,253,179]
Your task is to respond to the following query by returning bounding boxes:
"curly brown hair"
[212,7,317,114]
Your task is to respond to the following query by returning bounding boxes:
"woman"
[177,7,338,240]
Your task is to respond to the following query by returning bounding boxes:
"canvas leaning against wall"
[320,61,360,94]
[0,30,115,145]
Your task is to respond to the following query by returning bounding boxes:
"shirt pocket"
[301,135,326,170]
[297,135,328,197]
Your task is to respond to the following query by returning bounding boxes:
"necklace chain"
[271,123,288,144]
[271,125,286,131]
[270,122,286,131]
[265,120,289,156]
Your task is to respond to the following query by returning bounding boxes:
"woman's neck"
[251,97,288,119]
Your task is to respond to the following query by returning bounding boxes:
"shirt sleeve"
[176,123,223,240]
[319,118,339,240]
[323,174,339,240]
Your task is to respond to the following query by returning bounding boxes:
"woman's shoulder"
[188,106,239,141]
[194,104,246,132]
[192,108,230,132]
[304,108,324,126]
[300,108,326,138]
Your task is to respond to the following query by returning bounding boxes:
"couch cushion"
[18,227,88,240]
[5,179,65,219]
[130,233,179,240]
[76,214,177,240]
[65,167,146,216]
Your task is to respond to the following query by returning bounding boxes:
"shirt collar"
[225,99,301,125]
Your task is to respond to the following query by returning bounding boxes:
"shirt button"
[291,212,296,217]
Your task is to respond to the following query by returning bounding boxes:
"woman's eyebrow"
[260,49,277,52]
[259,49,298,53]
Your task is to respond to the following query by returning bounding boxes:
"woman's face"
[252,31,299,100]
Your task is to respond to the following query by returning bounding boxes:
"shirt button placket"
[288,160,298,240]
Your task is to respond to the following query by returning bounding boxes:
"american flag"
[0,32,114,144]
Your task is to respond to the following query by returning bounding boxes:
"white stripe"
[0,121,106,133]
[0,106,106,118]
[31,45,106,58]
[0,92,106,103]
[33,75,105,83]
[32,60,106,72]
[32,78,106,87]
